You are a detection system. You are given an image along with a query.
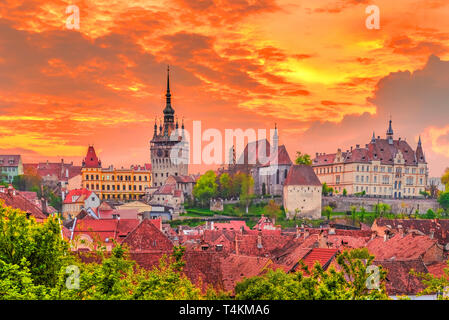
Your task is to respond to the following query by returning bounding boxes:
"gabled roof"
[72,218,140,243]
[367,233,438,261]
[313,137,424,166]
[220,254,272,292]
[374,259,428,295]
[0,155,21,167]
[0,186,46,220]
[373,218,449,246]
[284,164,321,186]
[122,219,173,251]
[82,146,101,168]
[301,248,339,271]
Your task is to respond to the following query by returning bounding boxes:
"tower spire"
[371,131,376,143]
[386,117,394,144]
[418,135,422,147]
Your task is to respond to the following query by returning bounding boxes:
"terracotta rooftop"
[284,164,321,186]
[0,186,46,220]
[301,248,339,271]
[313,134,425,167]
[374,259,428,296]
[366,233,438,261]
[0,155,21,167]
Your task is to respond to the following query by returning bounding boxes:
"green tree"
[374,203,391,218]
[350,205,358,225]
[235,248,388,300]
[322,183,334,196]
[295,152,312,166]
[442,168,449,191]
[323,205,333,221]
[438,192,449,213]
[412,260,449,299]
[263,200,282,221]
[342,188,348,196]
[192,170,218,207]
[0,202,72,287]
[12,174,42,192]
[218,173,232,199]
[240,174,255,215]
[359,206,366,223]
[424,209,436,219]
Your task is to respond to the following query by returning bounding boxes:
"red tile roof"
[72,218,140,243]
[301,248,339,271]
[0,186,46,220]
[220,254,272,292]
[0,155,21,167]
[284,164,321,186]
[24,161,81,182]
[122,219,172,251]
[373,218,449,246]
[374,259,428,296]
[63,188,93,204]
[313,137,424,166]
[427,261,448,279]
[82,146,101,168]
[367,233,438,261]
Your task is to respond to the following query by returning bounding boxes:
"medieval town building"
[81,145,151,201]
[312,120,428,198]
[233,125,292,196]
[150,66,189,189]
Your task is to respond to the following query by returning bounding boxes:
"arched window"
[276,169,279,184]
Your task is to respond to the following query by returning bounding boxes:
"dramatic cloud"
[0,0,448,176]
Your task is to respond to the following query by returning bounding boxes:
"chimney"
[398,225,404,237]
[350,146,353,152]
[316,152,319,157]
[41,197,47,215]
[257,232,263,249]
[304,229,310,239]
[430,228,435,239]
[318,230,328,248]
[356,144,360,149]
[371,231,377,240]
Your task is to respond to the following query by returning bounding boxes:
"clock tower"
[150,66,189,188]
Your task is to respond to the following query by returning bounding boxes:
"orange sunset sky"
[0,0,449,176]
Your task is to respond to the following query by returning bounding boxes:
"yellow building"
[81,146,151,201]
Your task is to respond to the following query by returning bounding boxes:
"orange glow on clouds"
[0,0,449,175]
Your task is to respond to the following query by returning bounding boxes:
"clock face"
[157,149,163,157]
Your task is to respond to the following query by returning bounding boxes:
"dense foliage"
[235,248,389,300]
[294,151,312,166]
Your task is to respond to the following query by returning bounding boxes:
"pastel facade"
[81,146,151,201]
[62,188,100,219]
[312,120,428,198]
[0,155,23,183]
[283,164,322,219]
